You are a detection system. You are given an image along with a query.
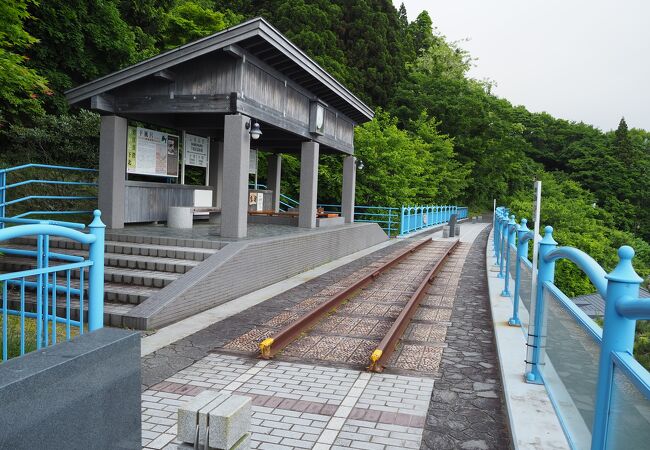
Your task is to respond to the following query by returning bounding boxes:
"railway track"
[258,235,460,372]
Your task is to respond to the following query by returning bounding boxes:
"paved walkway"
[139,222,511,449]
[421,227,510,449]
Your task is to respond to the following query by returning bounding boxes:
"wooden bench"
[192,206,221,215]
[248,210,340,219]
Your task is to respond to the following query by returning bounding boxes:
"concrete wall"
[0,328,141,450]
[124,223,388,329]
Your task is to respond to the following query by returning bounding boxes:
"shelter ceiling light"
[246,120,262,140]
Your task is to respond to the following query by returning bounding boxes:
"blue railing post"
[0,169,6,230]
[87,210,105,331]
[399,206,406,235]
[526,225,557,384]
[590,246,643,450]
[501,215,516,297]
[497,211,507,278]
[493,207,499,257]
[509,218,529,326]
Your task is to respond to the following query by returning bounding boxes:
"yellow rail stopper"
[370,349,383,363]
[259,338,274,358]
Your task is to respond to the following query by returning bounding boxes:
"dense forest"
[1,0,649,296]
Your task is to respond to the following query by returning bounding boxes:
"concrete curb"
[485,229,569,450]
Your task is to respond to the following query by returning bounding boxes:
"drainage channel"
[257,235,460,372]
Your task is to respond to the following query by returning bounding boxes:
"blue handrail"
[0,164,98,227]
[399,204,466,236]
[494,206,650,450]
[0,210,105,362]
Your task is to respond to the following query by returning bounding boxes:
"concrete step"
[4,243,201,274]
[105,241,217,262]
[104,231,222,250]
[0,256,180,288]
[5,288,138,328]
[7,237,218,261]
[0,268,160,305]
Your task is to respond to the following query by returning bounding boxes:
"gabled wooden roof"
[65,17,373,123]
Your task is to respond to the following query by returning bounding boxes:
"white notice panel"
[249,149,258,174]
[127,126,179,177]
[185,133,209,168]
[256,192,264,211]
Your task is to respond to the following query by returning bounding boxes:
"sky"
[396,0,650,131]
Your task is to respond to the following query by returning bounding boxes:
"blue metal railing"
[0,164,98,227]
[494,206,650,450]
[317,204,400,236]
[399,205,467,235]
[248,182,467,237]
[0,210,105,361]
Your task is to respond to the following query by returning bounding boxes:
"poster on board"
[127,126,179,177]
[185,133,209,167]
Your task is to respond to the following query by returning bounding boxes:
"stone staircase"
[0,233,223,327]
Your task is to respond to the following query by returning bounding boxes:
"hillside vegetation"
[1,0,648,295]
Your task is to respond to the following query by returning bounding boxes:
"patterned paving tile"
[141,354,434,449]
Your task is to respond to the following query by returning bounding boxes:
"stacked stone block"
[178,390,252,449]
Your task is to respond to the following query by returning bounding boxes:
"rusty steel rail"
[368,238,460,372]
[259,233,444,359]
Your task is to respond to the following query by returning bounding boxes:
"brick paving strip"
[420,226,512,450]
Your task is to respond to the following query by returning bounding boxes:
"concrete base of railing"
[485,228,570,450]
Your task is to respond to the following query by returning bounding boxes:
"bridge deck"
[139,221,510,450]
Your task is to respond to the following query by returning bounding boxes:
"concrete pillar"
[209,140,224,209]
[298,141,319,228]
[266,153,282,212]
[342,155,356,224]
[221,115,250,238]
[98,115,128,229]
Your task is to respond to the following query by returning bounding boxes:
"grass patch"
[0,315,83,361]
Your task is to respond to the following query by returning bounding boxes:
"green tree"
[25,0,138,114]
[160,1,242,49]
[614,117,633,164]
[408,11,435,57]
[0,0,49,126]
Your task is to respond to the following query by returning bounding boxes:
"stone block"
[177,391,251,450]
[0,328,141,450]
[178,390,229,445]
[208,395,252,450]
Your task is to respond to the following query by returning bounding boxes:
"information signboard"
[249,149,258,174]
[127,126,179,177]
[184,133,209,168]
